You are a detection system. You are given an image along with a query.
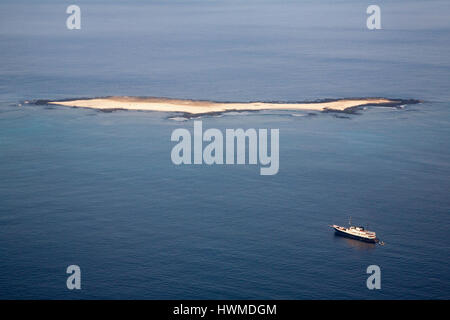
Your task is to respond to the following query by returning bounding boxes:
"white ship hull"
[331,225,378,243]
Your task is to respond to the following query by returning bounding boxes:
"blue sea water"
[0,0,449,299]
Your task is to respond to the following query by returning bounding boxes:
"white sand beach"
[49,97,400,114]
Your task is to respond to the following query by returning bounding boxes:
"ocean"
[0,0,449,299]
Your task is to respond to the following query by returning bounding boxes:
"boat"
[330,218,379,243]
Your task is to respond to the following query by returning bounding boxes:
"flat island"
[47,97,416,115]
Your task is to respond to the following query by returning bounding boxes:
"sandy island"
[47,97,412,115]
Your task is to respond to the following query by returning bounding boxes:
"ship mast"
[349,216,352,226]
